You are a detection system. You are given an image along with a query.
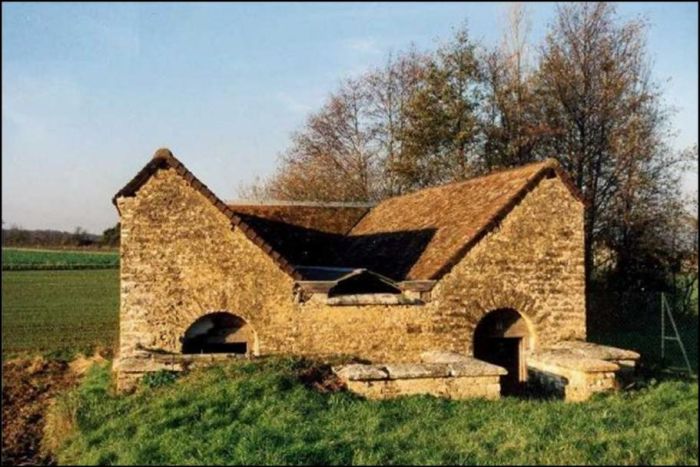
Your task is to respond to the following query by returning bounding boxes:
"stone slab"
[420,350,472,363]
[383,363,450,379]
[448,359,508,377]
[529,349,619,373]
[333,364,389,381]
[550,340,640,361]
[346,377,501,400]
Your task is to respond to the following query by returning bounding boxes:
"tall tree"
[481,3,547,169]
[535,2,683,286]
[365,48,428,197]
[397,25,483,190]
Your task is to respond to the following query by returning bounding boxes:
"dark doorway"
[473,308,530,396]
[181,312,253,355]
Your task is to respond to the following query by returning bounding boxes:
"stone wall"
[116,167,586,388]
[432,176,586,355]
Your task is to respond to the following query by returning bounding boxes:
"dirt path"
[1,356,99,465]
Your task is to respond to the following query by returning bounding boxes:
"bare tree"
[535,2,686,286]
[254,77,380,202]
[481,3,548,169]
[365,47,428,196]
[242,49,429,201]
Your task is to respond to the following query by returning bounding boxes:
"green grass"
[2,247,119,271]
[53,358,699,466]
[1,270,119,358]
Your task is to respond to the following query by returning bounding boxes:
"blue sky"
[2,2,698,233]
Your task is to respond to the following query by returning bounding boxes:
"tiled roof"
[226,203,370,267]
[114,150,583,285]
[227,202,372,235]
[344,159,583,280]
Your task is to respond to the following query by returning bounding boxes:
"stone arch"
[461,289,543,351]
[472,308,534,395]
[180,311,259,355]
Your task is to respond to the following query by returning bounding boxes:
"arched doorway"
[181,312,255,355]
[473,308,531,395]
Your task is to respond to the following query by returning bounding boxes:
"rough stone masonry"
[112,148,638,400]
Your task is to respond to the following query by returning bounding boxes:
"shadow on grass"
[588,316,698,389]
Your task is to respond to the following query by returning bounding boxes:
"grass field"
[51,358,698,465]
[2,248,119,271]
[1,270,119,358]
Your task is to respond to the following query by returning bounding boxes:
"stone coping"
[550,340,641,361]
[334,357,507,382]
[529,349,619,373]
[326,294,424,306]
[127,349,248,363]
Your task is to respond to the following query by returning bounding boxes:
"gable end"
[430,160,584,281]
[113,148,302,280]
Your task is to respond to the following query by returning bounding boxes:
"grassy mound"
[51,358,698,465]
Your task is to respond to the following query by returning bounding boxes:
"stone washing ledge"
[333,359,507,381]
[549,340,641,362]
[526,342,642,402]
[333,357,507,400]
[528,349,620,373]
[420,350,473,363]
[326,293,424,306]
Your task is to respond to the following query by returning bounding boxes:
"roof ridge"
[227,200,377,208]
[376,158,560,204]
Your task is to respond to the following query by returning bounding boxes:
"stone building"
[113,148,639,400]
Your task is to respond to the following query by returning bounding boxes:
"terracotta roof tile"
[345,159,581,280]
[227,204,369,235]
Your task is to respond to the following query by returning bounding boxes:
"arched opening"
[181,312,255,355]
[473,308,531,396]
